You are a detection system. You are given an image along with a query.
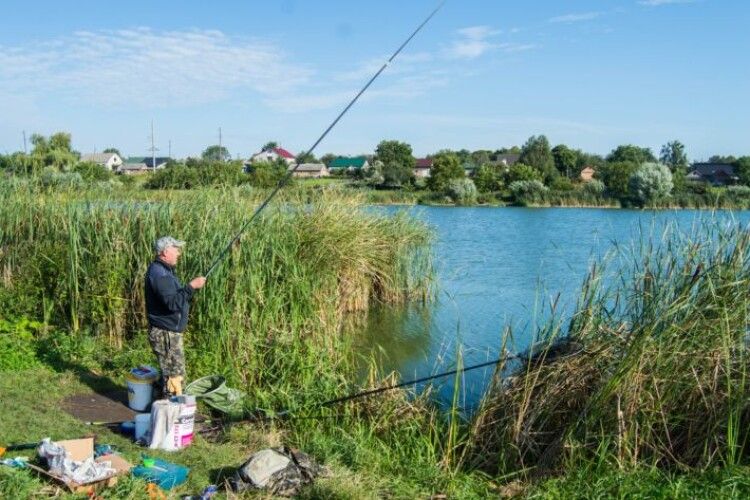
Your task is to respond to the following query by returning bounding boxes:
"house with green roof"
[327,156,369,172]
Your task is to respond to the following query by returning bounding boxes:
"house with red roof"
[414,158,433,178]
[249,146,297,166]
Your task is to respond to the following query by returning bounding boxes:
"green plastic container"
[185,375,246,419]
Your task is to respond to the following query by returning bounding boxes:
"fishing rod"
[203,2,446,278]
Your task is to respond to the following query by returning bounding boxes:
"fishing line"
[204,1,446,278]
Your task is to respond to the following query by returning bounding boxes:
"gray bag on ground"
[229,447,325,496]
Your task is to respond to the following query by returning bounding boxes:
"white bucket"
[127,377,155,411]
[127,368,158,411]
[134,413,151,441]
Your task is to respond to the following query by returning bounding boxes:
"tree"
[659,140,688,171]
[201,145,230,162]
[598,161,638,199]
[248,159,287,188]
[320,153,336,166]
[103,147,121,157]
[296,152,317,164]
[427,152,464,192]
[473,164,503,193]
[607,144,655,164]
[505,163,542,184]
[551,144,578,178]
[576,152,605,170]
[262,141,278,152]
[375,140,414,187]
[709,155,736,164]
[470,150,492,166]
[734,157,750,185]
[446,178,478,205]
[519,135,556,182]
[628,162,673,206]
[29,131,78,171]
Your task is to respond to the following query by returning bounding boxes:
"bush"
[505,163,542,184]
[73,162,113,182]
[509,180,548,205]
[725,185,750,197]
[550,176,574,192]
[628,162,673,206]
[582,179,606,196]
[39,168,83,189]
[247,160,288,188]
[446,178,478,205]
[144,164,199,189]
[0,318,44,371]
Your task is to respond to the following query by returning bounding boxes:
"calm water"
[354,206,750,410]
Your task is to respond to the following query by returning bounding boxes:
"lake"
[354,206,750,410]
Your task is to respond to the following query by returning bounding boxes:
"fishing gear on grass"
[203,2,445,278]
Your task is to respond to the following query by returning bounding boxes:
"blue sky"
[1,0,747,160]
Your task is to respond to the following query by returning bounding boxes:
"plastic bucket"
[135,413,151,441]
[127,367,159,411]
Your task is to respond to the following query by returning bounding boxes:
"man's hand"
[189,276,207,289]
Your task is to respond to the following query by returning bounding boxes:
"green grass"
[4,180,750,497]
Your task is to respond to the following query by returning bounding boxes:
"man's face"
[160,245,181,266]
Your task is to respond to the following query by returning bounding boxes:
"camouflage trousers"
[148,326,186,381]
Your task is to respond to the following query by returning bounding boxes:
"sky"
[0,0,747,161]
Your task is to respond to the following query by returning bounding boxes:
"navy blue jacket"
[145,259,194,332]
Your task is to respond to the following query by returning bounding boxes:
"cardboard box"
[26,437,132,494]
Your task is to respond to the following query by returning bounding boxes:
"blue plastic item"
[132,457,189,490]
[119,421,135,437]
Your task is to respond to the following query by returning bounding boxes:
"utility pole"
[168,140,172,159]
[148,120,159,172]
[22,130,27,154]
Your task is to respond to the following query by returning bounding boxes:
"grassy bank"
[4,181,750,497]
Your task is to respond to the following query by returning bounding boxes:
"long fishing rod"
[203,2,446,278]
[241,353,521,421]
[264,346,585,420]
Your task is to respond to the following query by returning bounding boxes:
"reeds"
[0,183,432,408]
[470,220,750,476]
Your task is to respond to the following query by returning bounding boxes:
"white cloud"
[549,12,602,23]
[0,28,312,109]
[638,0,697,6]
[445,25,535,60]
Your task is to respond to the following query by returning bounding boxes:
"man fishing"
[145,236,206,397]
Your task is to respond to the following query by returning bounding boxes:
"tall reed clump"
[0,182,432,408]
[469,221,750,477]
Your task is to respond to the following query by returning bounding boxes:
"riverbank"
[3,184,750,497]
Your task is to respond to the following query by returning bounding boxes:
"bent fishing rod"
[203,2,445,278]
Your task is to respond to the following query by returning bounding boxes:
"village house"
[290,163,329,178]
[119,156,170,175]
[327,156,369,173]
[579,166,596,182]
[490,153,520,168]
[80,152,123,172]
[414,158,432,178]
[686,162,738,186]
[249,147,296,166]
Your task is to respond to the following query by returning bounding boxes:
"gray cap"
[154,236,185,253]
